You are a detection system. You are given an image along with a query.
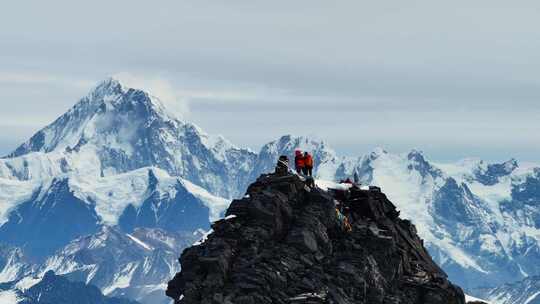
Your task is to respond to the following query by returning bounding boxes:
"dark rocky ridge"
[167,172,465,303]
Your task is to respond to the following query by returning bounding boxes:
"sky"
[1,1,539,162]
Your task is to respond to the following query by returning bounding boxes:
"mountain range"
[0,77,539,303]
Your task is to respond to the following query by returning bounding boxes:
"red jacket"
[304,154,313,167]
[295,155,305,168]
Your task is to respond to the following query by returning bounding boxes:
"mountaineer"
[294,150,305,174]
[275,155,289,175]
[303,152,313,177]
[336,208,352,232]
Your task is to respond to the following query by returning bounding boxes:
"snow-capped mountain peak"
[6,77,182,158]
[88,77,174,117]
[369,146,388,159]
[1,78,258,197]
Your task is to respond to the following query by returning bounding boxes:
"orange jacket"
[304,154,313,167]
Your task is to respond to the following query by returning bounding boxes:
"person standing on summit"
[303,152,314,177]
[294,150,305,174]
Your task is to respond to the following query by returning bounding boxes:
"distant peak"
[90,75,152,97]
[373,147,387,154]
[276,134,326,146]
[100,76,123,87]
[105,73,146,90]
[498,158,519,174]
[83,76,183,122]
[87,77,124,96]
[407,149,426,161]
[278,134,293,141]
[82,77,131,109]
[504,158,519,167]
[408,149,424,156]
[371,147,388,157]
[272,134,335,155]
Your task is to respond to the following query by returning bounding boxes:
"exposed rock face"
[166,173,465,304]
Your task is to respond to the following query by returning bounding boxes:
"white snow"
[200,132,237,163]
[434,237,488,273]
[0,251,24,283]
[524,291,540,304]
[0,290,20,304]
[369,151,438,233]
[434,159,540,262]
[68,167,228,225]
[68,168,151,225]
[0,178,39,225]
[193,229,213,246]
[434,158,482,180]
[181,179,230,221]
[102,262,138,295]
[465,294,491,303]
[14,276,42,291]
[127,234,153,251]
[85,265,100,284]
[315,179,353,191]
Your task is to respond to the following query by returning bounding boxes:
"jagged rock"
[167,173,465,304]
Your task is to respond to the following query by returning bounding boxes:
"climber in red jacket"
[294,150,305,174]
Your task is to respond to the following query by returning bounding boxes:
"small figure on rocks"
[303,151,314,177]
[335,208,352,232]
[275,155,289,176]
[294,150,305,174]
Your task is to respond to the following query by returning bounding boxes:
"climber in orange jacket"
[294,150,305,174]
[303,152,313,177]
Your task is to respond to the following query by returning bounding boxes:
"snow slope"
[0,290,20,303]
[475,275,540,304]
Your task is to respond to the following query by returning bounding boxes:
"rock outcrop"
[166,172,466,303]
[180,170,465,304]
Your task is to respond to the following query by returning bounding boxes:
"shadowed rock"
[167,173,465,304]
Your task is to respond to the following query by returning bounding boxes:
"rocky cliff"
[166,172,465,304]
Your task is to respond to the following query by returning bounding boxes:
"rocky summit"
[166,172,465,304]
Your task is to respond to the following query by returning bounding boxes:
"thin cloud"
[0,71,93,88]
[1,1,540,161]
[112,72,190,119]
